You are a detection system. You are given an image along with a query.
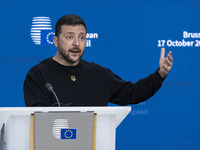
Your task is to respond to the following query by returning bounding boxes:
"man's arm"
[109,48,173,105]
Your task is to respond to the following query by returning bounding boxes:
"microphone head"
[45,83,53,91]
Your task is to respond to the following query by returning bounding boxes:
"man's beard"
[58,47,84,64]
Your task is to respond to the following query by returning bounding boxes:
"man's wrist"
[158,69,166,78]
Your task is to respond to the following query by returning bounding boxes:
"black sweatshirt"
[23,58,165,106]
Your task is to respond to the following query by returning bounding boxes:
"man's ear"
[53,36,58,47]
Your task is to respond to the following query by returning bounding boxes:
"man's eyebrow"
[80,32,86,35]
[65,32,86,35]
[63,32,74,34]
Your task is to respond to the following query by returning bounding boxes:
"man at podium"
[23,14,173,107]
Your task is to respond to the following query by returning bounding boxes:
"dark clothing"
[23,58,164,106]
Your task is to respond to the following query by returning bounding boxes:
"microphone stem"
[51,89,61,107]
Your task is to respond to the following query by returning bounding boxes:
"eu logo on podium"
[60,129,77,140]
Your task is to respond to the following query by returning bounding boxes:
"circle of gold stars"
[46,32,55,44]
[64,130,73,138]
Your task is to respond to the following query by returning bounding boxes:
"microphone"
[45,83,61,107]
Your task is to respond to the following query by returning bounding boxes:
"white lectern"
[0,107,131,150]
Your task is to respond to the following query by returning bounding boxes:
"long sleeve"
[108,69,165,105]
[23,67,51,106]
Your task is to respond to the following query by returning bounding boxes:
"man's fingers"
[162,64,171,72]
[167,51,173,62]
[164,58,171,66]
[165,56,173,66]
[160,48,165,59]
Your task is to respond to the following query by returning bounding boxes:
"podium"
[0,107,131,150]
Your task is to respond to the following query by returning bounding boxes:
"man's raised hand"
[158,48,173,78]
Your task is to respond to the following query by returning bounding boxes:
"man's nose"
[72,37,80,46]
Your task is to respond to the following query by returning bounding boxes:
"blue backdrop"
[0,0,200,149]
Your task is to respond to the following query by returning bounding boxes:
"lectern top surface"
[0,107,131,127]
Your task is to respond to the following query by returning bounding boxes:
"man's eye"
[67,36,72,39]
[80,36,86,40]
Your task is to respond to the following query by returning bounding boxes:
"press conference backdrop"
[0,0,199,149]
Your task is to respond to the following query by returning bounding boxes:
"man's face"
[53,25,86,66]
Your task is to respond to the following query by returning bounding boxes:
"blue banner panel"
[0,0,200,149]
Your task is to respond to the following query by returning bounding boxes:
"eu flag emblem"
[41,30,55,45]
[61,129,77,140]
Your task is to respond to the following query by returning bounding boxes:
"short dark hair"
[55,14,87,37]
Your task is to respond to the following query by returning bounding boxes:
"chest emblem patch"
[70,75,76,82]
